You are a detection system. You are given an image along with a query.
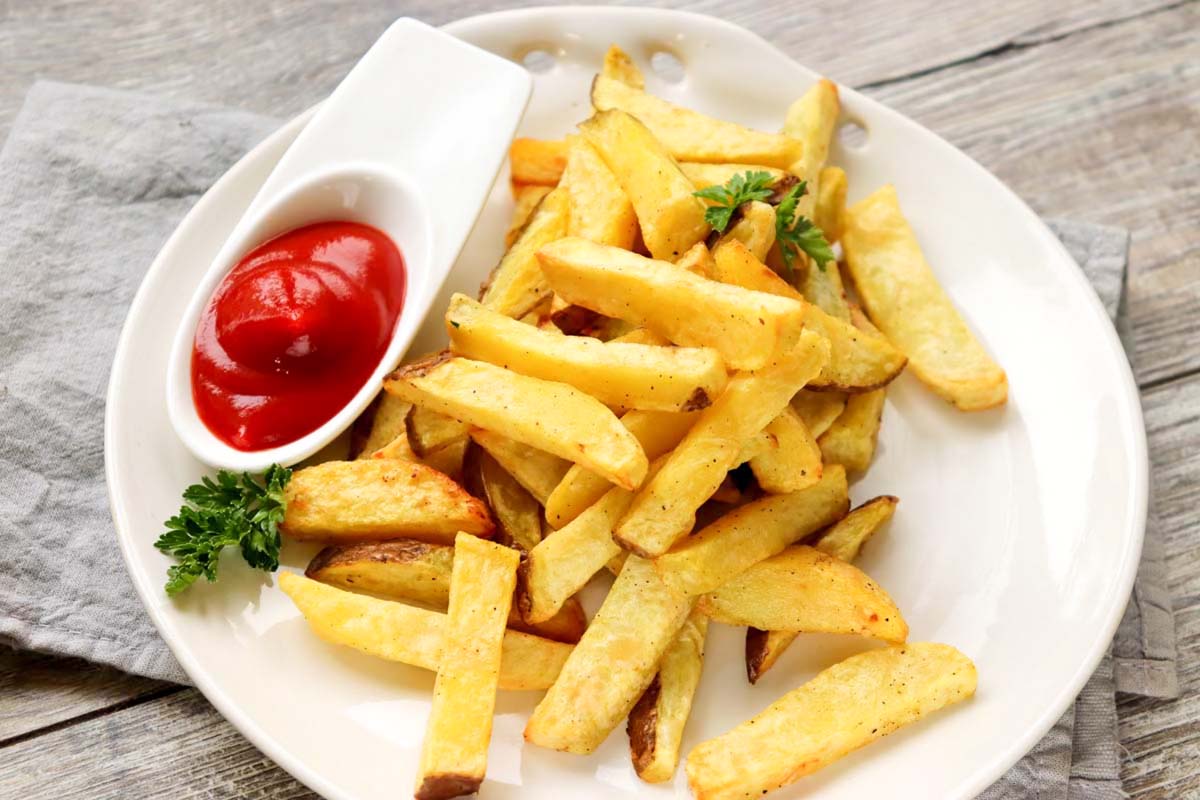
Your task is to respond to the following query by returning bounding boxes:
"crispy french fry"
[814,165,847,243]
[579,109,709,260]
[446,293,727,413]
[614,329,830,557]
[744,628,797,685]
[654,465,848,596]
[816,495,898,562]
[354,393,413,459]
[469,429,570,506]
[818,388,886,473]
[419,437,468,481]
[385,354,647,490]
[592,76,803,168]
[279,572,571,691]
[748,406,823,493]
[408,405,469,456]
[462,447,543,553]
[415,535,519,800]
[842,185,1007,410]
[538,238,805,371]
[628,610,708,783]
[506,184,553,248]
[480,187,568,319]
[601,44,644,88]
[305,539,585,644]
[562,135,638,249]
[675,241,716,278]
[509,137,568,186]
[545,409,699,529]
[681,163,788,192]
[801,258,852,322]
[790,389,846,438]
[783,78,840,211]
[281,460,493,544]
[687,643,977,799]
[736,427,779,464]
[525,556,693,754]
[718,200,777,262]
[697,545,907,642]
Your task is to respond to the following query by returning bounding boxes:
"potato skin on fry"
[469,429,570,506]
[687,643,977,799]
[281,460,493,544]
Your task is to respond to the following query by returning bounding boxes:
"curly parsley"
[775,180,835,277]
[692,170,776,233]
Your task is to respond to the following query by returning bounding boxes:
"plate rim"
[105,6,1149,799]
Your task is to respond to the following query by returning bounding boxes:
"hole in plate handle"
[839,120,869,149]
[649,50,686,83]
[521,48,556,73]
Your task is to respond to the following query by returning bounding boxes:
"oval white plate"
[105,7,1147,800]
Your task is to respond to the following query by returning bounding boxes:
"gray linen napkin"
[0,82,1176,796]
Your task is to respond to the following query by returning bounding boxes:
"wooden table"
[1,1,1196,797]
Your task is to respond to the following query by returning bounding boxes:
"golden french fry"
[385,354,647,491]
[562,135,638,249]
[783,78,840,215]
[525,556,693,754]
[614,329,830,557]
[462,447,543,553]
[354,392,413,459]
[790,389,846,438]
[279,572,571,691]
[687,643,977,799]
[281,460,493,544]
[814,165,847,243]
[509,137,568,186]
[697,545,907,642]
[419,437,468,481]
[843,185,1007,410]
[675,241,716,278]
[506,184,553,248]
[818,388,886,473]
[305,539,585,644]
[718,200,777,262]
[538,238,806,371]
[744,628,797,685]
[544,409,699,529]
[592,76,803,168]
[468,429,570,506]
[801,258,852,322]
[480,186,568,319]
[408,405,469,455]
[601,44,644,88]
[628,610,708,783]
[654,465,848,596]
[446,293,727,413]
[748,406,823,493]
[415,535,519,800]
[579,110,709,260]
[681,163,787,192]
[816,495,898,561]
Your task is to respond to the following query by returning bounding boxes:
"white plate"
[105,7,1147,800]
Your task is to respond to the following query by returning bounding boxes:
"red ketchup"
[192,221,406,450]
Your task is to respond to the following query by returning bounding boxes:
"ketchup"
[192,221,406,450]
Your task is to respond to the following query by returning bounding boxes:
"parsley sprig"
[155,465,291,596]
[693,170,775,232]
[775,180,835,276]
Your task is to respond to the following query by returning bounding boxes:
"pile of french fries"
[278,45,1006,800]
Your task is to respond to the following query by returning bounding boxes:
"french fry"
[419,437,469,481]
[681,163,787,192]
[279,572,571,691]
[814,165,847,243]
[710,238,906,391]
[408,406,469,456]
[385,354,647,491]
[654,465,848,596]
[601,44,644,88]
[281,460,493,544]
[783,78,840,214]
[717,200,776,262]
[468,429,570,506]
[697,545,907,642]
[415,535,518,800]
[675,241,716,278]
[562,135,638,249]
[687,643,977,799]
[545,409,699,529]
[305,539,585,644]
[537,238,806,371]
[614,329,830,558]
[801,258,852,322]
[748,406,823,493]
[746,495,898,682]
[445,293,727,413]
[579,109,709,260]
[592,76,803,168]
[462,447,543,553]
[479,187,568,319]
[509,137,568,186]
[525,556,693,754]
[815,495,898,561]
[818,388,886,473]
[842,185,1007,410]
[790,389,846,438]
[506,184,552,248]
[354,393,413,459]
[627,610,708,783]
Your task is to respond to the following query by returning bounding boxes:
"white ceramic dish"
[105,7,1147,800]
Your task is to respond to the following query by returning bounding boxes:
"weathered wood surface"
[0,1,1195,798]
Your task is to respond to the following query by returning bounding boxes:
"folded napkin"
[0,82,1176,797]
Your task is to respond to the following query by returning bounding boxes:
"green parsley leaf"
[155,464,292,596]
[693,170,776,233]
[774,181,835,277]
